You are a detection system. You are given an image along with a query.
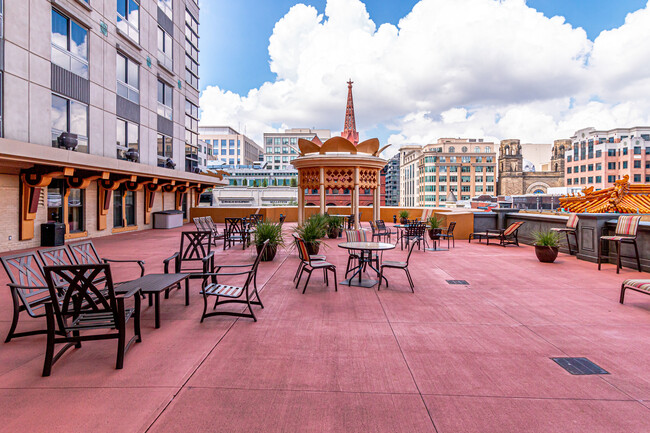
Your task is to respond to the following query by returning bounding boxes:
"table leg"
[154,292,161,329]
[148,293,153,307]
[185,278,190,306]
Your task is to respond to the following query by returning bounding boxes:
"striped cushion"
[202,283,243,298]
[297,238,310,262]
[601,235,636,241]
[623,279,650,293]
[503,221,524,236]
[566,213,579,229]
[615,215,641,236]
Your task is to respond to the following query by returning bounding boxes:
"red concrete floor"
[1,224,650,432]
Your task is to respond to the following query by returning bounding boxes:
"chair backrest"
[42,264,118,332]
[406,222,425,237]
[247,240,268,286]
[405,239,418,265]
[193,217,204,231]
[68,240,102,265]
[503,221,524,236]
[204,216,220,234]
[294,236,311,265]
[369,220,378,233]
[446,221,457,235]
[615,215,642,236]
[566,213,579,229]
[38,246,77,288]
[225,217,244,236]
[250,214,263,225]
[345,229,370,242]
[0,252,50,317]
[376,220,387,230]
[179,231,212,265]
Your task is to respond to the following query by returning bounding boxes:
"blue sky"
[199,0,647,95]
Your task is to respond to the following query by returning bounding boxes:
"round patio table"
[338,241,395,288]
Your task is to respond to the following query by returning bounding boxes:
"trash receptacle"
[153,210,184,229]
[41,222,66,246]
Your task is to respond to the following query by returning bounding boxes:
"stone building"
[497,139,569,195]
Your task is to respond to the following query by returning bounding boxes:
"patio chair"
[376,220,393,242]
[551,213,579,255]
[598,215,642,274]
[403,222,428,251]
[619,279,650,304]
[199,216,225,246]
[344,229,379,277]
[294,237,338,294]
[439,221,456,249]
[378,241,417,293]
[224,217,248,250]
[292,234,326,282]
[470,221,523,247]
[199,240,268,322]
[0,252,53,342]
[41,263,142,376]
[164,231,214,304]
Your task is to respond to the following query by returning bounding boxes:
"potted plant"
[427,215,443,240]
[399,210,409,225]
[294,214,327,255]
[254,220,285,261]
[533,229,561,263]
[327,215,343,239]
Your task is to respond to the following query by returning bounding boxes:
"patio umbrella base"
[340,278,378,288]
[426,247,448,252]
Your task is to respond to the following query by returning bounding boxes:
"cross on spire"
[341,79,359,145]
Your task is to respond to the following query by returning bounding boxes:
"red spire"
[341,79,359,145]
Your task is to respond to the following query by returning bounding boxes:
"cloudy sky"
[198,0,650,157]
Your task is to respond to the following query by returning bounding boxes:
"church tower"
[498,139,523,173]
[551,139,570,173]
[341,80,359,145]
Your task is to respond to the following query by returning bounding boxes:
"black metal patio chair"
[41,263,142,376]
[164,231,214,304]
[378,241,417,293]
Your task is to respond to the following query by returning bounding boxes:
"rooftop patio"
[1,224,650,432]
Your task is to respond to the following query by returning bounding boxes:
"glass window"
[158,0,172,18]
[185,144,198,172]
[68,188,84,233]
[157,27,173,70]
[116,53,139,103]
[157,80,173,120]
[116,118,139,160]
[184,9,199,89]
[51,9,88,78]
[47,179,64,223]
[117,0,140,43]
[51,94,88,153]
[157,133,173,167]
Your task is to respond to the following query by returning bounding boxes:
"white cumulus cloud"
[199,0,650,157]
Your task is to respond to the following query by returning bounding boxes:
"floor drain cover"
[446,280,469,285]
[551,357,609,375]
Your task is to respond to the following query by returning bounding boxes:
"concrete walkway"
[1,224,649,432]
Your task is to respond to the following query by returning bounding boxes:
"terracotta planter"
[428,228,442,240]
[328,228,340,239]
[256,243,277,261]
[535,245,558,263]
[305,242,320,256]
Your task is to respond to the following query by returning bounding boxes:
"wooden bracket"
[144,181,161,225]
[20,172,53,241]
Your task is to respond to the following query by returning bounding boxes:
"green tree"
[242,178,248,186]
[290,178,297,187]
[271,179,276,186]
[262,179,268,187]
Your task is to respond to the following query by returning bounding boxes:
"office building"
[264,128,331,170]
[399,139,497,207]
[382,153,400,206]
[199,126,263,166]
[0,0,222,251]
[566,127,650,190]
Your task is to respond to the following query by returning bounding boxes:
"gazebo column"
[298,178,305,225]
[353,167,360,229]
[373,184,380,221]
[319,167,326,215]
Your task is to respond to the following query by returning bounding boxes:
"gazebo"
[291,136,388,228]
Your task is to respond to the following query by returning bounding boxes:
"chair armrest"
[211,263,255,271]
[163,252,180,274]
[115,286,142,299]
[8,283,50,291]
[102,258,146,277]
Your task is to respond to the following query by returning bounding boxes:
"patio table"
[338,241,395,288]
[393,224,410,250]
[115,273,189,328]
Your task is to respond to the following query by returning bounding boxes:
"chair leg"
[331,267,338,292]
[405,268,414,293]
[4,291,20,343]
[565,232,573,255]
[116,302,126,370]
[302,270,312,294]
[378,266,384,289]
[42,304,55,377]
[296,267,305,289]
[620,283,626,304]
[597,238,603,270]
[324,268,329,286]
[134,295,142,343]
[294,262,303,281]
[615,241,621,274]
[201,293,209,323]
[213,295,220,309]
[633,240,641,272]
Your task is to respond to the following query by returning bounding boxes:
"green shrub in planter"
[254,220,285,261]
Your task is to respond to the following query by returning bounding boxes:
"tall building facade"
[264,128,331,170]
[0,0,221,251]
[566,127,650,190]
[199,126,263,166]
[497,139,568,195]
[382,153,400,206]
[399,139,497,207]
